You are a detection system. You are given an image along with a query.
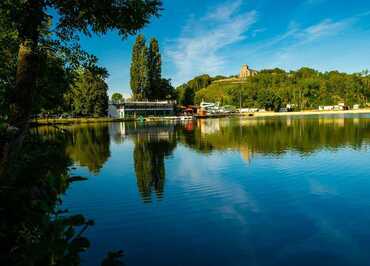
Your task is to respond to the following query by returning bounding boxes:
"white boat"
[200,101,223,114]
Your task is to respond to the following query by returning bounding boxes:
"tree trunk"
[0,40,39,177]
[0,0,43,177]
[10,40,39,129]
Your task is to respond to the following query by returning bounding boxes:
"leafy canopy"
[111,92,123,103]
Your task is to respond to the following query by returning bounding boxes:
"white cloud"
[297,18,353,43]
[257,17,353,54]
[265,17,357,69]
[166,1,257,85]
[236,14,363,71]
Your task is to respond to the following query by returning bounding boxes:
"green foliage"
[176,74,229,105]
[52,0,162,40]
[130,34,147,100]
[195,84,233,105]
[0,0,162,42]
[0,7,109,117]
[158,78,176,99]
[133,132,176,202]
[187,74,213,90]
[176,117,370,156]
[0,133,94,266]
[0,1,162,265]
[66,69,109,117]
[130,35,174,100]
[34,51,72,114]
[0,8,18,118]
[147,38,162,99]
[177,85,195,105]
[64,125,111,174]
[0,0,162,123]
[111,93,123,103]
[140,44,151,99]
[181,68,370,110]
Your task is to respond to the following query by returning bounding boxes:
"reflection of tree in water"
[66,125,111,174]
[1,128,125,265]
[132,127,176,203]
[32,124,111,174]
[0,133,95,265]
[177,117,370,162]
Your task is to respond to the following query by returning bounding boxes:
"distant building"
[239,64,257,79]
[319,106,334,111]
[286,104,296,111]
[318,103,348,111]
[240,108,259,113]
[108,100,175,118]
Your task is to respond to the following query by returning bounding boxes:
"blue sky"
[78,0,370,96]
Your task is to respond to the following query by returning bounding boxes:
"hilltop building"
[239,64,257,79]
[214,64,258,83]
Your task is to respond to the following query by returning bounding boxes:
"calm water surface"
[45,114,370,266]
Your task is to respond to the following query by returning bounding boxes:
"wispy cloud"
[237,14,361,70]
[297,18,353,43]
[166,0,257,84]
[253,17,353,53]
[266,16,359,68]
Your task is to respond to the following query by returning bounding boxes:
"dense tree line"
[130,35,175,100]
[64,69,109,117]
[177,68,370,110]
[0,11,111,118]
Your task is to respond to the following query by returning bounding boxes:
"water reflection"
[109,122,178,202]
[66,125,111,174]
[37,115,370,201]
[28,114,370,266]
[179,116,370,157]
[0,131,96,265]
[35,125,111,174]
[133,135,176,202]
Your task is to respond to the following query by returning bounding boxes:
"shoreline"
[31,108,370,125]
[249,108,370,118]
[31,117,132,126]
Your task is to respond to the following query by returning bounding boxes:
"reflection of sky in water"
[61,116,370,266]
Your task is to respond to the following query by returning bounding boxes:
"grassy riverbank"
[31,116,179,125]
[31,117,130,125]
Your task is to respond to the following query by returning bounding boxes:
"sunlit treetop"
[1,0,162,41]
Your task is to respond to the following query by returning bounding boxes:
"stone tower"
[239,64,256,79]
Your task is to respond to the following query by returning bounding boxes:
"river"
[39,114,370,266]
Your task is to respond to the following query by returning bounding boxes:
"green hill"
[176,68,370,111]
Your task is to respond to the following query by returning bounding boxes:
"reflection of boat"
[179,116,194,121]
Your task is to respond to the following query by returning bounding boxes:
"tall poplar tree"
[140,44,151,100]
[148,38,162,99]
[130,34,146,100]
